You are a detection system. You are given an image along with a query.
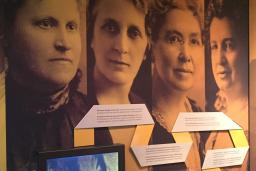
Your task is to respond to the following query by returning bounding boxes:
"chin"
[47,74,75,88]
[215,80,232,92]
[170,78,194,91]
[107,75,134,86]
[165,81,193,92]
[217,84,230,92]
[175,84,193,92]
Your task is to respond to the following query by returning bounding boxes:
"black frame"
[38,144,125,171]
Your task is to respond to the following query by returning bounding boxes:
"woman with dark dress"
[205,0,249,170]
[87,0,150,170]
[3,0,88,170]
[148,0,205,170]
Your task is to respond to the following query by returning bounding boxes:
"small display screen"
[46,152,118,171]
[38,144,124,171]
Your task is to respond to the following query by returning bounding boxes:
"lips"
[217,70,229,75]
[49,57,72,63]
[109,59,130,67]
[174,68,193,73]
[216,68,231,74]
[216,69,231,79]
[215,65,231,79]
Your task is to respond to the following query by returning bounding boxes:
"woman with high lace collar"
[148,0,205,170]
[3,0,88,170]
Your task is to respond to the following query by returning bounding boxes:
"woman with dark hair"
[205,0,249,170]
[148,0,205,170]
[87,0,150,170]
[3,0,88,170]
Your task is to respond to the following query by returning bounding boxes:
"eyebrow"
[190,32,201,37]
[223,38,234,43]
[32,16,58,24]
[100,18,119,31]
[101,17,145,36]
[165,30,183,38]
[102,18,117,24]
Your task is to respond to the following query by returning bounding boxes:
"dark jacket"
[87,88,145,146]
[6,77,89,171]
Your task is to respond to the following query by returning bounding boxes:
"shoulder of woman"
[129,92,145,104]
[66,90,90,126]
[70,90,88,106]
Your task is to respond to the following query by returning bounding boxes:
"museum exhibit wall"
[0,0,255,170]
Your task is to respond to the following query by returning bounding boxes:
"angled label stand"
[172,112,249,170]
[74,104,154,147]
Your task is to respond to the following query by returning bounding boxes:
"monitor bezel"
[38,144,125,171]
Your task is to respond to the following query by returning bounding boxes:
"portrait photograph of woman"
[3,0,88,170]
[148,0,205,170]
[204,0,249,170]
[86,0,151,170]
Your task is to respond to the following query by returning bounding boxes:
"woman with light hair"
[4,0,88,170]
[87,0,150,170]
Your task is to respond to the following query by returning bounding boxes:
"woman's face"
[210,17,242,91]
[153,9,203,91]
[91,0,148,85]
[7,0,81,90]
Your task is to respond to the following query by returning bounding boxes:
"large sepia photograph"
[3,0,88,170]
[205,0,249,170]
[86,0,151,170]
[149,0,205,170]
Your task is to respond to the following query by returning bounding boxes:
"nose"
[113,31,129,55]
[54,27,71,53]
[214,48,227,65]
[178,43,192,63]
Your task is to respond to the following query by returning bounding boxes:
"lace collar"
[7,75,70,115]
[152,98,192,133]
